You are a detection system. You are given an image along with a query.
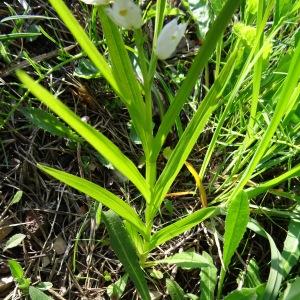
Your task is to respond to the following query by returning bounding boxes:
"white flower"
[106,0,143,30]
[156,19,187,60]
[81,0,109,4]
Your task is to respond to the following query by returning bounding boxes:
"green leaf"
[74,58,101,79]
[149,207,219,250]
[223,191,249,269]
[281,277,300,300]
[187,0,210,38]
[152,48,237,214]
[10,190,23,205]
[4,233,26,252]
[29,286,53,300]
[102,211,150,300]
[157,252,209,269]
[200,252,217,300]
[246,164,300,199]
[22,107,81,142]
[8,260,24,281]
[47,0,118,93]
[0,32,41,42]
[153,0,240,158]
[107,274,129,300]
[97,8,149,151]
[224,287,259,300]
[35,282,53,291]
[248,220,283,300]
[38,164,147,237]
[281,212,300,278]
[166,278,186,300]
[244,259,262,288]
[16,71,150,202]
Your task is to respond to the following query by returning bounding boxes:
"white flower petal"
[106,0,142,30]
[156,19,187,60]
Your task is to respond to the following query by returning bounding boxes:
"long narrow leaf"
[281,211,300,279]
[17,71,150,202]
[103,211,150,300]
[152,0,240,158]
[248,220,283,300]
[229,35,300,202]
[48,0,119,93]
[97,8,149,151]
[152,49,237,215]
[149,207,219,251]
[246,163,300,199]
[38,164,147,237]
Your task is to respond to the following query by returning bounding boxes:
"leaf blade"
[103,211,150,300]
[38,164,147,237]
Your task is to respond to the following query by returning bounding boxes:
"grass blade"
[152,49,237,214]
[149,207,219,251]
[229,35,300,202]
[281,277,300,300]
[153,0,240,158]
[200,252,217,300]
[246,163,300,199]
[102,211,150,300]
[17,71,150,202]
[38,164,147,237]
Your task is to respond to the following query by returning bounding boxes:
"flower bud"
[156,19,187,60]
[106,0,143,30]
[80,0,109,5]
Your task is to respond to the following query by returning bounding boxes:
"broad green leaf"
[149,207,219,250]
[281,212,300,278]
[281,277,300,300]
[29,286,53,300]
[166,278,185,300]
[157,252,209,269]
[38,164,147,237]
[200,252,217,300]
[187,0,210,38]
[102,211,150,300]
[248,220,283,300]
[107,274,129,300]
[224,287,258,300]
[22,108,81,142]
[153,0,240,158]
[4,234,26,252]
[17,71,150,202]
[8,260,24,281]
[223,191,249,268]
[47,0,118,93]
[8,260,31,291]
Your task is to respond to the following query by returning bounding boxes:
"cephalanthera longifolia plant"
[17,0,300,298]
